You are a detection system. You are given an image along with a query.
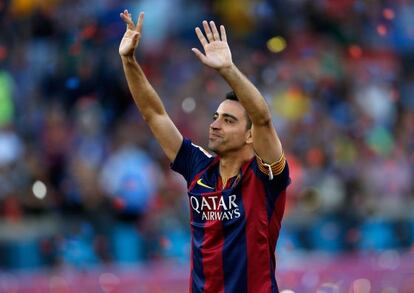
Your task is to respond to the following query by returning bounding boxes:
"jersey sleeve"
[170,138,214,184]
[253,152,291,191]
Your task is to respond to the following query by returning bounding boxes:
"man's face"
[208,100,251,155]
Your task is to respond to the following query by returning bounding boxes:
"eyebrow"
[213,112,239,121]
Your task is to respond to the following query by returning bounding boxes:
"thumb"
[191,48,208,64]
[132,32,141,45]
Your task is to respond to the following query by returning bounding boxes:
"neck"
[219,147,254,186]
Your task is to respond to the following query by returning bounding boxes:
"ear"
[245,128,253,144]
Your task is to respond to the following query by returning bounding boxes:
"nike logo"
[197,179,214,189]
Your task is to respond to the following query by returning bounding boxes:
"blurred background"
[0,0,413,292]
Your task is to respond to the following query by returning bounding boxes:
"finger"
[127,11,135,30]
[133,32,141,44]
[195,27,208,47]
[121,14,134,31]
[202,20,214,42]
[136,12,144,33]
[220,25,227,42]
[191,48,208,64]
[120,11,134,30]
[120,11,131,23]
[210,21,220,41]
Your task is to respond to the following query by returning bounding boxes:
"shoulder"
[171,138,215,183]
[174,138,213,162]
[246,153,290,190]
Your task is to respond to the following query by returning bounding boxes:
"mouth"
[209,132,222,140]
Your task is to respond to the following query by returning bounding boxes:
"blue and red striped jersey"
[171,138,291,293]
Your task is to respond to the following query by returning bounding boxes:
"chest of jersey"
[188,168,252,225]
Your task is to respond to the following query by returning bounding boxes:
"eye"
[225,118,234,124]
[212,115,218,121]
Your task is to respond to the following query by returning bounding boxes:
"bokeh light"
[351,278,371,293]
[267,36,287,53]
[99,273,120,293]
[383,8,395,20]
[349,45,362,58]
[377,24,387,36]
[182,97,196,113]
[32,180,47,200]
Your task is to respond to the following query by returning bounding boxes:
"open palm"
[192,21,233,69]
[119,10,144,57]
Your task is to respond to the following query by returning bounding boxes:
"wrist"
[218,63,236,76]
[121,55,137,63]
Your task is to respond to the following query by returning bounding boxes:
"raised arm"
[192,21,283,164]
[119,10,182,162]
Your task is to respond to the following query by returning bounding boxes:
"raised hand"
[192,21,233,70]
[119,10,144,57]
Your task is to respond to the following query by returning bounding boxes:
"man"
[119,10,290,293]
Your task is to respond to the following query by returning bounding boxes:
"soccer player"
[119,10,291,293]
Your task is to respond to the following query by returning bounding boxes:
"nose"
[210,118,221,130]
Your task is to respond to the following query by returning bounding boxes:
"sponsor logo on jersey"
[196,179,214,189]
[190,194,241,221]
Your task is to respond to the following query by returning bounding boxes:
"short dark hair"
[225,91,252,130]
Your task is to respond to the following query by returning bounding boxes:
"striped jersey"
[171,138,291,293]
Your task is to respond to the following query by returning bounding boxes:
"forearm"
[218,64,272,125]
[121,55,166,121]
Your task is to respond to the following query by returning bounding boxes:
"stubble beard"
[209,138,244,156]
[208,140,220,154]
[208,136,226,155]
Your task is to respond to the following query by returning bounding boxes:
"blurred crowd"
[0,0,413,269]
